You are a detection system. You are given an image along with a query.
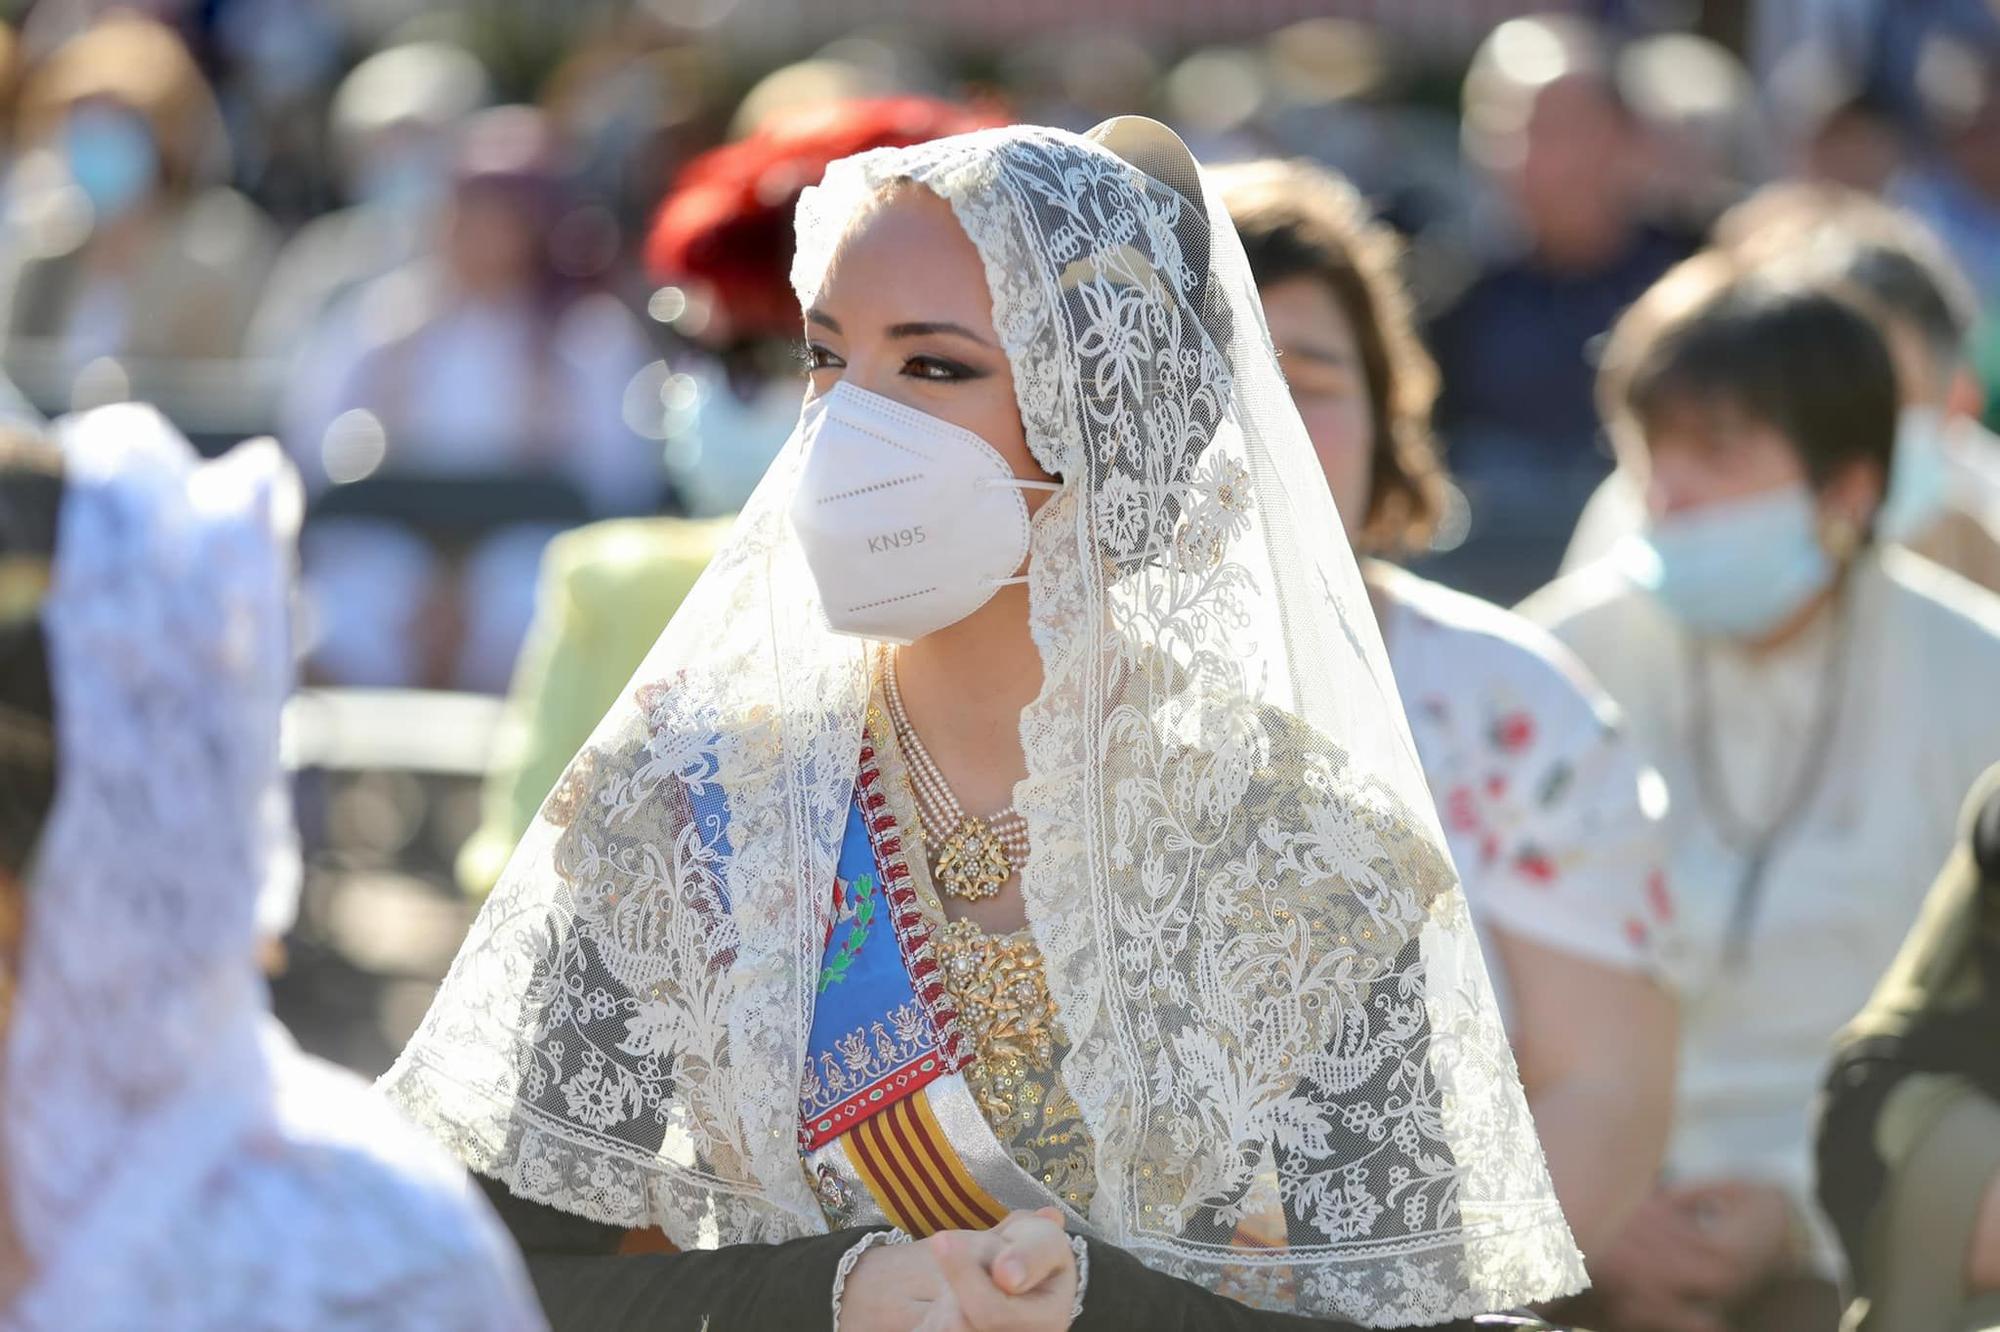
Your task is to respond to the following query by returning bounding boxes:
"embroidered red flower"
[1481,833,1502,866]
[1646,869,1674,922]
[1493,711,1535,753]
[1485,773,1508,798]
[1514,849,1557,884]
[1624,918,1649,948]
[1446,787,1481,833]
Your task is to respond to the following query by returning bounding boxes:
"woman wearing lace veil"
[0,406,541,1328]
[383,118,1583,1330]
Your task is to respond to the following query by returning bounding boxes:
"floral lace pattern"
[385,123,1580,1325]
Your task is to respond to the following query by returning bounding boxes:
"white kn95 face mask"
[788,381,1060,644]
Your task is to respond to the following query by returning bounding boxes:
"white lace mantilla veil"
[381,119,1583,1323]
[6,405,539,1331]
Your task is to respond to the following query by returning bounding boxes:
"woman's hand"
[841,1210,1077,1332]
[1668,1178,1794,1293]
[1587,1190,1733,1332]
[1586,1180,1794,1332]
[841,1235,949,1331]
[1969,1168,2000,1291]
[916,1209,1078,1332]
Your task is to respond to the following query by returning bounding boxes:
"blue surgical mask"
[1619,483,1835,639]
[356,145,444,215]
[1876,405,1951,543]
[62,105,159,223]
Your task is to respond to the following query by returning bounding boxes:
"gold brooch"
[931,816,1012,902]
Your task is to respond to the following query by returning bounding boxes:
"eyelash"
[798,342,981,383]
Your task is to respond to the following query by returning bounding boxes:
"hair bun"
[1085,116,1205,221]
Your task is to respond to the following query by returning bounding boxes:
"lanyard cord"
[1688,575,1853,967]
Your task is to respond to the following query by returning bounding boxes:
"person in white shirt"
[1523,250,2000,1332]
[250,40,493,366]
[1219,158,1680,1263]
[288,106,658,692]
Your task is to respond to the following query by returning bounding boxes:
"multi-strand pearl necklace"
[884,653,1029,900]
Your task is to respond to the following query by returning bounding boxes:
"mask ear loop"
[977,479,1064,494]
[982,478,1063,588]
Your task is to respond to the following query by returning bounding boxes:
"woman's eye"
[904,354,977,382]
[1296,378,1353,402]
[800,342,843,372]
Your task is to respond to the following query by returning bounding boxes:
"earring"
[1820,513,1863,562]
[0,882,21,1029]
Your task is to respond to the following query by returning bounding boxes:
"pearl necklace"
[884,653,1029,901]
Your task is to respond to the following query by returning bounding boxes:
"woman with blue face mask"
[1,14,279,373]
[1562,185,2000,600]
[1522,253,2000,1332]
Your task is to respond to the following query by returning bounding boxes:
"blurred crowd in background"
[0,0,1993,695]
[2,1,2000,1328]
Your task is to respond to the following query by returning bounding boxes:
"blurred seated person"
[288,106,657,693]
[1566,184,2000,595]
[1766,40,1905,195]
[248,40,492,362]
[1616,33,1760,229]
[1819,764,2000,1332]
[1887,18,2000,432]
[1422,15,1697,602]
[455,95,1002,894]
[452,515,728,894]
[0,13,278,371]
[0,23,36,434]
[1888,23,2000,325]
[1220,157,1679,1263]
[1522,254,2000,1332]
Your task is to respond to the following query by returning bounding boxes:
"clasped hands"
[840,1207,1080,1332]
[1586,1179,1796,1332]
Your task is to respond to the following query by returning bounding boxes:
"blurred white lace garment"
[4,405,543,1331]
[383,122,1582,1325]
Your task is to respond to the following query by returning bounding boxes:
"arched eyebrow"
[804,309,994,350]
[1281,341,1357,370]
[888,321,995,348]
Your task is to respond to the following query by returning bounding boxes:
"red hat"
[645,95,1007,341]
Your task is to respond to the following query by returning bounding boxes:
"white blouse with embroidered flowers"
[1374,564,1680,1022]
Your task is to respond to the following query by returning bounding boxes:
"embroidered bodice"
[868,674,1099,1213]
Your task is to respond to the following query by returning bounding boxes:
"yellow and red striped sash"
[840,1087,1008,1234]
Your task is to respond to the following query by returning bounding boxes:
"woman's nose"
[840,364,902,404]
